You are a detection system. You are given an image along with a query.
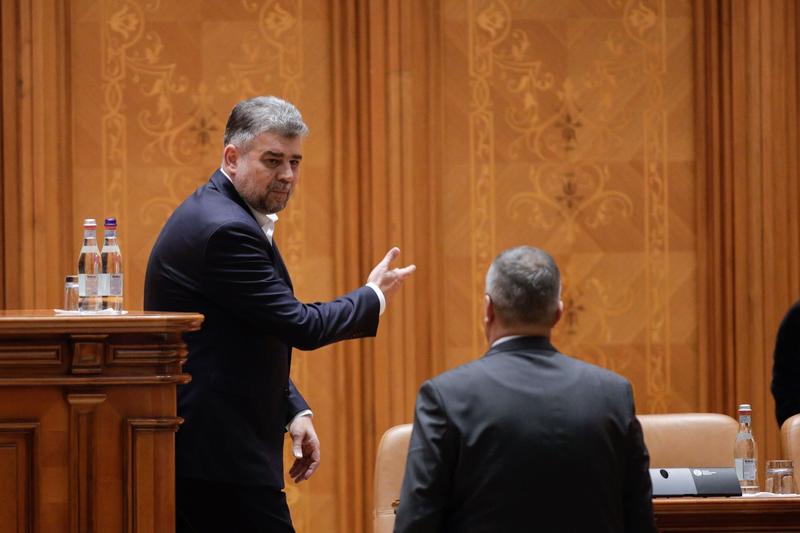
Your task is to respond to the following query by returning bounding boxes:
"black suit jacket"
[394,336,656,533]
[772,300,800,426]
[144,170,379,488]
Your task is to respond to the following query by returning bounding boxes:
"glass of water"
[64,275,79,311]
[765,460,795,494]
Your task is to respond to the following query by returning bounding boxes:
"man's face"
[226,131,303,214]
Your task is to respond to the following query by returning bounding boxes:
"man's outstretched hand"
[367,247,416,303]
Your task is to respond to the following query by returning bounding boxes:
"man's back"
[395,336,655,533]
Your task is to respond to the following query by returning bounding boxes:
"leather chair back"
[638,413,738,467]
[373,414,739,533]
[780,413,800,467]
[374,424,412,533]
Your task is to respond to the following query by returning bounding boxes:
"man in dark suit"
[144,96,415,533]
[394,246,655,533]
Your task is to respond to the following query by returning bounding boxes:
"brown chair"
[780,413,800,467]
[373,414,739,533]
[638,413,738,467]
[373,424,412,533]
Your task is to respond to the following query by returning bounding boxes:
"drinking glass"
[64,275,79,311]
[765,459,796,494]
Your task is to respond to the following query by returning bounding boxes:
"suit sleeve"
[286,378,310,425]
[202,222,379,350]
[394,380,456,533]
[622,383,657,533]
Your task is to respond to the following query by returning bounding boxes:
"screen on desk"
[650,468,742,497]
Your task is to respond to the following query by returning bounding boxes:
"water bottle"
[100,217,123,312]
[77,219,101,311]
[734,403,759,494]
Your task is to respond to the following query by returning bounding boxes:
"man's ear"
[552,299,564,327]
[222,144,239,175]
[484,294,494,324]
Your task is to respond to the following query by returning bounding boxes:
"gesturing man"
[144,95,415,533]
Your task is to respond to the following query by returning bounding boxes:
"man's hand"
[288,415,320,483]
[367,247,416,302]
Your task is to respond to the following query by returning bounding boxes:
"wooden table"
[0,310,202,533]
[654,496,800,531]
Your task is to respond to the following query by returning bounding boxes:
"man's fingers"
[395,264,416,278]
[289,459,303,478]
[380,247,401,267]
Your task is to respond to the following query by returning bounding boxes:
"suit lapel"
[209,170,294,290]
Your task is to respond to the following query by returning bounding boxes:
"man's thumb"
[292,436,303,458]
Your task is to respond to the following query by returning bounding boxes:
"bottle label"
[98,274,109,296]
[736,458,757,481]
[739,414,752,425]
[109,274,123,296]
[79,274,99,297]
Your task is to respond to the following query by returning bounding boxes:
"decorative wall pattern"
[448,0,697,412]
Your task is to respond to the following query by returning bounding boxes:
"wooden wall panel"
[0,0,73,310]
[0,0,798,531]
[440,0,699,413]
[0,422,37,533]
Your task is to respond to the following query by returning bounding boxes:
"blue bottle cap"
[104,217,117,228]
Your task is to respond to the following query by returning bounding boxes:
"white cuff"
[366,282,386,315]
[286,409,313,430]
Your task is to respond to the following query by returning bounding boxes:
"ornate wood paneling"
[0,312,200,532]
[67,393,106,533]
[124,417,181,533]
[0,422,38,533]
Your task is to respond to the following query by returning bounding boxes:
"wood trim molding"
[0,421,38,533]
[67,393,106,533]
[123,417,182,533]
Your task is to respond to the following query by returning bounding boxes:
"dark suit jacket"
[772,300,800,426]
[394,336,656,533]
[144,170,379,488]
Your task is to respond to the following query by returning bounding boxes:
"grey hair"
[485,246,561,327]
[223,96,309,150]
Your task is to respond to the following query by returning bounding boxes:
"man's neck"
[487,324,550,346]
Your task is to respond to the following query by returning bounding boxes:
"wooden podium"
[0,310,202,533]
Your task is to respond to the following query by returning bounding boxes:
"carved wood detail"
[0,421,38,533]
[70,336,107,375]
[0,344,63,366]
[123,418,182,533]
[67,393,106,533]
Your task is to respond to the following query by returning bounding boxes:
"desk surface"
[654,496,800,532]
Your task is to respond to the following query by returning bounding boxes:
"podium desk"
[654,496,800,532]
[0,310,202,533]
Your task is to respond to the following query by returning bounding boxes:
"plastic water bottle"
[77,219,101,311]
[100,217,123,312]
[734,403,759,494]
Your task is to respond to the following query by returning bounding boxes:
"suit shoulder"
[166,183,257,237]
[425,357,493,392]
[561,353,631,388]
